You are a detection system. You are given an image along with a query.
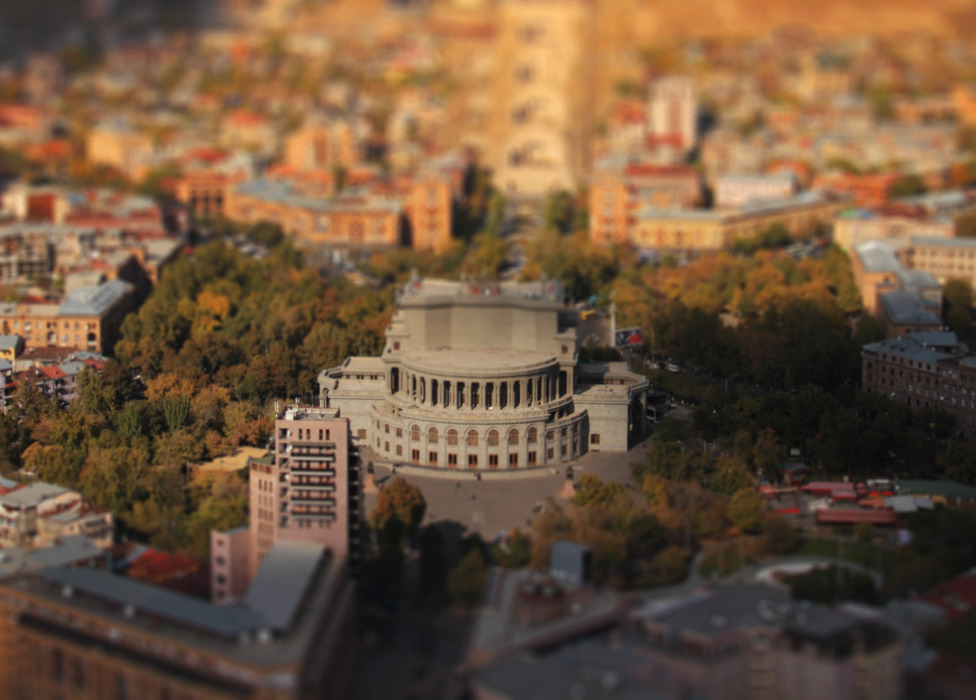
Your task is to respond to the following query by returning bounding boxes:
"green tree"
[447,547,487,607]
[493,528,532,569]
[944,279,975,340]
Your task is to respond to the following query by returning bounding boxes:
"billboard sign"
[614,327,643,348]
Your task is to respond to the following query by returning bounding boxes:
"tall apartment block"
[212,406,358,604]
[489,0,593,198]
[648,77,698,155]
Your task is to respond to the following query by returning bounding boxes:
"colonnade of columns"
[389,367,571,410]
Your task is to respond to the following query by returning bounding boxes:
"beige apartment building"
[284,119,362,173]
[0,279,135,355]
[225,179,403,249]
[489,0,593,198]
[603,192,847,253]
[86,123,154,180]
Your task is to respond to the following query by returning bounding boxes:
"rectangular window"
[396,445,402,456]
[429,452,438,465]
[508,453,518,467]
[358,429,366,439]
[591,434,600,445]
[547,447,554,459]
[561,444,567,456]
[468,454,478,468]
[385,441,390,452]
[385,424,390,434]
[489,454,499,468]
[396,428,403,437]
[411,449,420,463]
[528,451,537,466]
[448,453,458,467]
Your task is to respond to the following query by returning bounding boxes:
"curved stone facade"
[368,348,586,469]
[319,278,647,473]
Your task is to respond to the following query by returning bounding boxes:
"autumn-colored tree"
[21,444,76,486]
[370,477,427,540]
[727,489,766,534]
[530,499,574,569]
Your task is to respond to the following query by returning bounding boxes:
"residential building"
[472,583,902,700]
[225,179,403,249]
[860,331,976,428]
[612,192,847,253]
[0,279,135,355]
[813,173,903,209]
[0,480,113,550]
[173,149,256,221]
[589,162,704,245]
[849,240,943,337]
[0,228,52,283]
[901,236,976,289]
[714,173,797,209]
[0,540,356,700]
[832,207,955,253]
[489,0,593,198]
[403,171,455,252]
[86,122,154,180]
[284,118,363,172]
[0,334,22,363]
[647,76,698,155]
[319,278,648,472]
[627,584,901,700]
[211,406,357,602]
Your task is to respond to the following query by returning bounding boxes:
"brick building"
[860,331,976,432]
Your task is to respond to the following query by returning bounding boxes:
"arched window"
[410,425,420,441]
[447,429,459,446]
[467,430,479,447]
[428,427,438,444]
[528,427,538,443]
[508,429,519,445]
[488,430,499,446]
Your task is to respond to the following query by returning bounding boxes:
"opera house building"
[319,278,648,473]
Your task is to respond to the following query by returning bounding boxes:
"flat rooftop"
[400,348,558,373]
[398,278,564,304]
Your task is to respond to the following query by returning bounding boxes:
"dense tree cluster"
[116,239,393,404]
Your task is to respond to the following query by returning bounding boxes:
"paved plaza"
[361,437,653,540]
